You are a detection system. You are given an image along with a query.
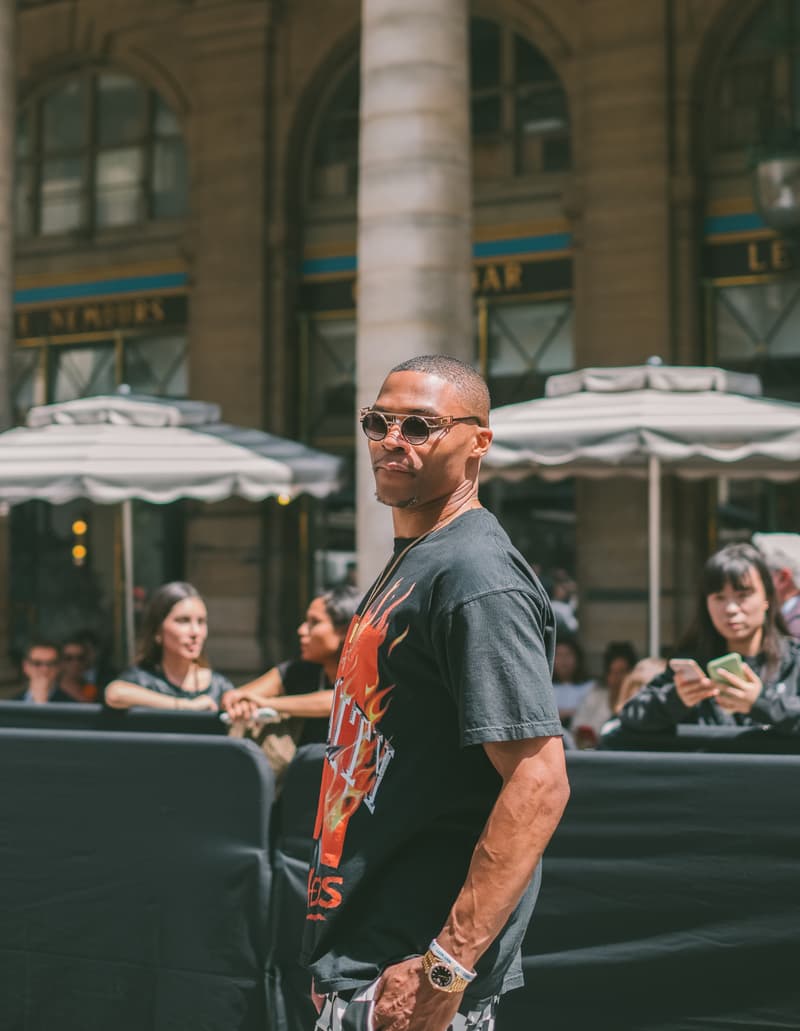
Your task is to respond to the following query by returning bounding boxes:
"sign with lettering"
[704,238,796,281]
[15,295,188,342]
[300,257,572,312]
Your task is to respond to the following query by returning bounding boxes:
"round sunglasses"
[360,408,480,446]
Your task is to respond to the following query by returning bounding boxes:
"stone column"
[0,0,14,686]
[356,0,472,585]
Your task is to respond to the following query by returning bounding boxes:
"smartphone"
[668,657,705,683]
[707,652,747,684]
[219,706,280,725]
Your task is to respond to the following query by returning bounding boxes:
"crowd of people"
[7,355,800,1031]
[7,530,800,755]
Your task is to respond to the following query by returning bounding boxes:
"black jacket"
[618,638,800,735]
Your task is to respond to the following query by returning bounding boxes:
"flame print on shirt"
[312,579,414,871]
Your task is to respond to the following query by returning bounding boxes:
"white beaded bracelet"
[429,938,477,982]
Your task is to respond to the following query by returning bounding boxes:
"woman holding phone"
[618,543,800,734]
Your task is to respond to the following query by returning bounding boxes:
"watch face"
[429,963,455,990]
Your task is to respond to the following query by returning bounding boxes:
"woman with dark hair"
[222,585,361,747]
[552,636,594,727]
[105,582,233,711]
[571,640,638,747]
[619,543,800,733]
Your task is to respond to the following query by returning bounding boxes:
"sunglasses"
[63,652,85,662]
[27,658,58,668]
[360,408,480,446]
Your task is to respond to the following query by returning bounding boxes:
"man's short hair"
[24,640,60,660]
[753,532,800,584]
[389,355,491,424]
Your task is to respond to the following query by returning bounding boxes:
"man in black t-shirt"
[303,356,570,1031]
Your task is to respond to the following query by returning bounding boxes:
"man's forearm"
[436,736,569,970]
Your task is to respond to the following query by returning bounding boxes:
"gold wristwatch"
[421,947,474,993]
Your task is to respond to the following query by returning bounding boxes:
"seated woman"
[54,636,99,703]
[223,585,360,747]
[105,582,233,711]
[571,640,638,747]
[552,636,594,728]
[618,543,800,734]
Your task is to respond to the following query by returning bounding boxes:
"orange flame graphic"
[312,579,414,869]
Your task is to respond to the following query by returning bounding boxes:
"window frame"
[16,67,188,241]
[305,16,571,207]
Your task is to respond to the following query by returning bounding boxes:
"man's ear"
[472,425,493,458]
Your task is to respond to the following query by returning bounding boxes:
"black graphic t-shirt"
[301,508,561,1003]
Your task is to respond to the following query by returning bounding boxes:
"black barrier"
[266,744,326,1031]
[270,747,800,1031]
[0,728,274,1031]
[0,700,227,736]
[599,718,800,754]
[6,728,800,1030]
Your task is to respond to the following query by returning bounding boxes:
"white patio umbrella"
[0,391,345,661]
[483,363,800,655]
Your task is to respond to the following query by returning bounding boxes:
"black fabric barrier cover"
[0,700,227,736]
[599,719,800,754]
[0,728,274,1031]
[271,747,800,1031]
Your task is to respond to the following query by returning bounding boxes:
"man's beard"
[375,491,418,509]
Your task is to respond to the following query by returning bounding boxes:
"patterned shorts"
[313,978,498,1031]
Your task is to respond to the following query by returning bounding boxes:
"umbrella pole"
[648,456,661,657]
[122,500,135,665]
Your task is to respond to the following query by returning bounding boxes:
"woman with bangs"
[618,543,800,734]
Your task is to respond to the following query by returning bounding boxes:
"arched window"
[703,0,800,539]
[712,0,800,156]
[16,69,188,238]
[309,63,359,201]
[470,16,570,180]
[308,18,570,201]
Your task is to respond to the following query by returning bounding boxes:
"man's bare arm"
[373,735,569,1031]
[437,735,569,967]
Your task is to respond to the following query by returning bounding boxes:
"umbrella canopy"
[0,391,345,662]
[483,364,800,656]
[484,364,800,482]
[0,392,344,504]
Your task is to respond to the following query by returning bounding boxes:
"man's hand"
[373,957,461,1031]
[714,664,762,714]
[27,672,53,704]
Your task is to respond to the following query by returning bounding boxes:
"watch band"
[422,939,477,994]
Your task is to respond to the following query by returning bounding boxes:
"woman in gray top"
[105,581,233,711]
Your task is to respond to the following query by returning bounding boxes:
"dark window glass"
[308,19,571,197]
[713,1,800,152]
[96,72,146,147]
[16,70,188,237]
[42,80,86,153]
[470,18,501,90]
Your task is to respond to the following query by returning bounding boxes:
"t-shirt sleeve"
[209,671,235,701]
[437,587,562,746]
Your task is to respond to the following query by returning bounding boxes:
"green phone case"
[707,652,746,683]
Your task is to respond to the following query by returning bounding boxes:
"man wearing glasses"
[16,639,97,704]
[17,641,62,704]
[303,355,569,1031]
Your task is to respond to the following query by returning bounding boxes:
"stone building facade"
[8,0,800,674]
